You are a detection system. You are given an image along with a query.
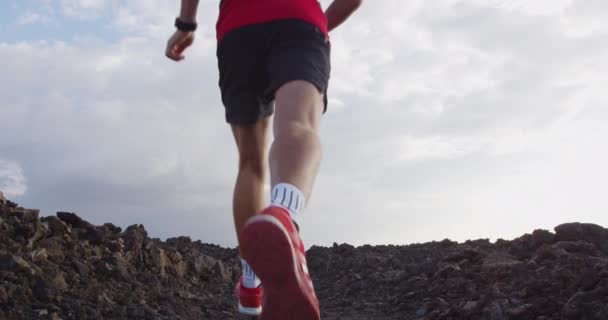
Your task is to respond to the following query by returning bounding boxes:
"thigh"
[265,19,331,114]
[217,25,274,125]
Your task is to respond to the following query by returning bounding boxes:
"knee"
[274,121,317,142]
[238,153,266,177]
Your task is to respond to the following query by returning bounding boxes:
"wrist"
[175,17,197,32]
[178,16,196,24]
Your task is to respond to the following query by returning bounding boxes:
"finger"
[172,44,186,60]
[166,51,184,61]
[176,44,188,55]
[178,37,193,51]
[165,42,176,60]
[171,48,186,61]
[167,52,185,61]
[165,44,185,61]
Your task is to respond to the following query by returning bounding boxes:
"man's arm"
[179,0,200,23]
[166,0,200,61]
[325,0,362,32]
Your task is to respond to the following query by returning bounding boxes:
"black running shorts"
[217,19,331,125]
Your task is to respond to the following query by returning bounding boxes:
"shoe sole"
[238,303,262,316]
[241,215,319,320]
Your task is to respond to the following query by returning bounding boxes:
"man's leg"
[239,19,328,319]
[230,117,270,251]
[239,80,324,320]
[270,80,324,204]
[231,117,269,316]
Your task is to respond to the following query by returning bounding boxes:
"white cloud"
[0,160,27,198]
[476,0,575,15]
[61,0,108,19]
[17,12,43,25]
[1,0,608,247]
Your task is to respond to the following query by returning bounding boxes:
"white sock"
[241,258,261,288]
[271,183,305,227]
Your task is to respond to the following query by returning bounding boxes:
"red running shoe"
[235,276,263,316]
[241,206,320,320]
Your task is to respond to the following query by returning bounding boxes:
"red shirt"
[216,0,328,41]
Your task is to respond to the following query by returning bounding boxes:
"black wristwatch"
[175,18,197,32]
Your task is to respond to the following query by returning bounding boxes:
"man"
[166,0,362,318]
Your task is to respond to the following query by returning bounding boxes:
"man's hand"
[165,30,195,61]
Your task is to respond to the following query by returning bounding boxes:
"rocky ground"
[1,193,607,319]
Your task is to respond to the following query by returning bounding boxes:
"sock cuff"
[241,258,254,277]
[271,182,306,213]
[241,258,261,288]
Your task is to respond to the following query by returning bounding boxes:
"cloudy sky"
[1,0,607,248]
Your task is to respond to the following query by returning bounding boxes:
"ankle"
[271,183,305,227]
[241,258,261,288]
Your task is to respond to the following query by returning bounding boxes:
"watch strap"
[175,18,197,32]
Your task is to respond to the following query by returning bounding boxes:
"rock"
[443,247,483,262]
[436,264,461,278]
[13,256,33,274]
[561,282,608,320]
[43,216,71,236]
[94,260,115,276]
[32,276,55,302]
[202,254,218,270]
[0,254,17,271]
[26,221,48,250]
[52,272,69,292]
[174,260,188,278]
[56,212,93,230]
[483,301,506,320]
[383,269,406,282]
[147,246,188,278]
[31,248,48,263]
[507,304,533,318]
[555,223,608,254]
[50,312,62,320]
[555,223,606,241]
[177,290,205,301]
[122,224,148,246]
[192,254,218,274]
[0,286,8,303]
[150,246,169,276]
[106,239,124,252]
[561,291,585,319]
[2,199,608,320]
[70,258,90,276]
[102,222,122,234]
[415,305,428,317]
[462,300,478,312]
[530,229,555,245]
[10,208,40,223]
[0,191,5,203]
[81,227,105,245]
[535,243,568,261]
[111,252,131,280]
[37,237,66,262]
[552,240,599,255]
[578,267,599,291]
[213,260,231,283]
[0,255,33,274]
[481,252,522,272]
